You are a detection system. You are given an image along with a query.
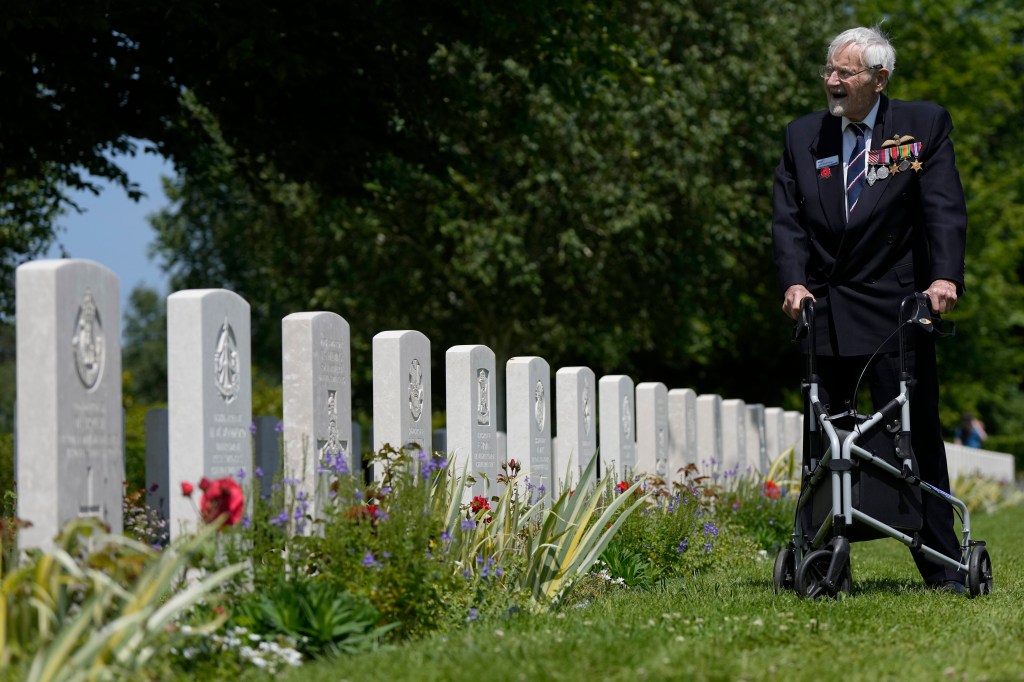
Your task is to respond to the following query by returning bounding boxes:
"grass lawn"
[278,504,1024,682]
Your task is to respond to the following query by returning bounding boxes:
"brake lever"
[905,291,956,336]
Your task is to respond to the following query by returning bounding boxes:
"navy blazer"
[772,95,967,356]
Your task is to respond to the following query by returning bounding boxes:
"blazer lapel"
[810,117,846,235]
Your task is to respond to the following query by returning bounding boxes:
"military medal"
[911,159,923,173]
[877,165,889,179]
[867,167,877,186]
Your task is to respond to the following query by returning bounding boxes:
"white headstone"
[446,345,498,498]
[350,421,364,481]
[282,311,351,522]
[695,394,723,472]
[636,382,669,479]
[784,410,804,455]
[745,403,768,473]
[253,415,280,499]
[145,407,169,524]
[554,367,597,491]
[372,330,431,474]
[496,431,507,467]
[432,428,447,455]
[721,399,747,474]
[15,259,124,549]
[667,388,698,478]
[167,289,252,538]
[506,356,552,497]
[599,375,635,480]
[764,406,786,461]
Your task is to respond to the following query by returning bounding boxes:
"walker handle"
[792,296,815,341]
[794,296,817,384]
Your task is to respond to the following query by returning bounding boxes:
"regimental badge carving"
[321,389,342,456]
[534,380,546,432]
[582,378,592,436]
[72,291,105,389]
[408,359,424,421]
[214,318,240,403]
[622,396,632,440]
[476,368,490,425]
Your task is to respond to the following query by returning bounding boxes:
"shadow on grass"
[740,574,930,597]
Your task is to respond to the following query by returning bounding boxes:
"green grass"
[274,505,1024,682]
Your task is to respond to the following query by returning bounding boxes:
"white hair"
[827,25,896,74]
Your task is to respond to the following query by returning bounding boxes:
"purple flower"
[255,467,264,478]
[275,420,284,433]
[269,510,289,527]
[334,453,349,475]
[362,552,379,568]
[467,608,478,622]
[249,422,258,435]
[461,518,477,531]
[677,539,688,553]
[237,468,246,481]
[242,515,251,530]
[440,531,452,542]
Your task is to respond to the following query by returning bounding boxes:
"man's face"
[823,43,887,121]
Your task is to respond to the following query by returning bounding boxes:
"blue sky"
[44,150,174,316]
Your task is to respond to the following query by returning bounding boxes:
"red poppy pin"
[819,167,832,180]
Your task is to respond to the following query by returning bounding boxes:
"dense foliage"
[3,1,1024,436]
[146,1,842,411]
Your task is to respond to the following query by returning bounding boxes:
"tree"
[121,285,168,406]
[1,0,631,315]
[150,1,846,409]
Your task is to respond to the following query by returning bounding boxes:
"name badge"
[816,155,839,170]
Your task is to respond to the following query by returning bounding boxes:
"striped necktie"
[846,122,868,218]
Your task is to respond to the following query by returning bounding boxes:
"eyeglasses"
[819,64,882,81]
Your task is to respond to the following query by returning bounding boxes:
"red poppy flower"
[471,496,491,514]
[344,504,382,524]
[616,481,630,494]
[819,167,832,179]
[763,480,782,500]
[181,481,194,497]
[198,477,212,492]
[199,477,245,527]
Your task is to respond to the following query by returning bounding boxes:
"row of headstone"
[13,259,806,549]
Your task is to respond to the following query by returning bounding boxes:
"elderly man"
[772,26,967,592]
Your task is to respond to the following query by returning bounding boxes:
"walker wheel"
[773,545,796,593]
[967,545,993,598]
[795,548,851,599]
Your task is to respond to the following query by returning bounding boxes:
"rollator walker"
[773,293,993,598]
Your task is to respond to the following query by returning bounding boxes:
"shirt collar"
[843,97,881,132]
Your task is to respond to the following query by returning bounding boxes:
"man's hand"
[924,279,958,314]
[782,284,814,321]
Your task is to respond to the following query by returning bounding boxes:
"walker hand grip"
[792,296,815,341]
[902,292,956,337]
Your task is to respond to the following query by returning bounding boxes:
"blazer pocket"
[894,262,915,287]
